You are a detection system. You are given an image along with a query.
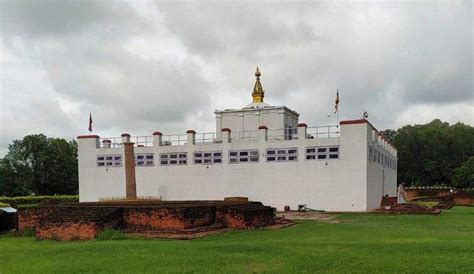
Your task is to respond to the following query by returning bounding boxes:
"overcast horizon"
[1,0,473,156]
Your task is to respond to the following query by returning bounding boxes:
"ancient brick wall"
[18,207,56,231]
[454,195,474,205]
[36,222,99,240]
[405,189,451,200]
[217,203,275,228]
[17,200,277,240]
[124,206,216,231]
[405,188,474,205]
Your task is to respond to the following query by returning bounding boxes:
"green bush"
[95,228,129,241]
[0,202,10,207]
[0,195,78,207]
[452,157,474,188]
[20,228,36,237]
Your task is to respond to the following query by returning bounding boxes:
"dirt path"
[276,211,338,222]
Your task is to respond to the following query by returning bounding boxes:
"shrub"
[0,195,78,207]
[452,157,474,188]
[0,202,10,207]
[95,228,129,241]
[20,228,36,237]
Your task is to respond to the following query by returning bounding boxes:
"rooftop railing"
[97,125,340,149]
[267,128,298,141]
[161,134,187,146]
[195,132,218,144]
[307,125,340,139]
[230,130,260,143]
[99,136,154,148]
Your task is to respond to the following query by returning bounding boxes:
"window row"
[135,153,154,166]
[97,155,122,167]
[266,148,298,162]
[160,153,187,165]
[97,146,342,168]
[194,151,222,164]
[305,146,339,160]
[97,154,154,167]
[229,150,259,163]
[368,146,396,170]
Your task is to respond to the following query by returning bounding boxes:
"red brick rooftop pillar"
[121,133,131,143]
[297,123,308,140]
[77,135,100,149]
[187,129,196,146]
[258,125,268,142]
[221,128,231,143]
[152,131,163,146]
[102,139,112,148]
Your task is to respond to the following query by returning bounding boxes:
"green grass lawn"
[1,207,473,273]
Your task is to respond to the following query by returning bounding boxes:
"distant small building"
[78,68,398,211]
[0,207,17,232]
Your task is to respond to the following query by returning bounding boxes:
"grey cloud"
[0,0,144,38]
[0,0,472,157]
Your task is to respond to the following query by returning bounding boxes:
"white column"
[102,139,112,148]
[153,131,163,146]
[221,128,231,143]
[258,125,268,142]
[77,135,100,149]
[187,130,196,146]
[297,123,307,140]
[121,133,131,143]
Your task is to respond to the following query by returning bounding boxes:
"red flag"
[88,113,93,132]
[334,90,340,114]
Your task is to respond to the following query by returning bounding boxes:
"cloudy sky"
[0,0,472,156]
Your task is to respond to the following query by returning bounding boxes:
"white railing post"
[78,135,100,149]
[153,131,163,146]
[258,125,268,142]
[187,129,196,146]
[102,139,112,148]
[297,123,307,140]
[221,128,231,143]
[121,133,131,143]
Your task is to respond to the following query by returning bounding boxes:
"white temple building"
[78,68,398,211]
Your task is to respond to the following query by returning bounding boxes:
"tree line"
[0,119,473,196]
[0,134,78,196]
[382,119,474,188]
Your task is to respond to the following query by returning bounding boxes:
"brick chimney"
[122,133,137,200]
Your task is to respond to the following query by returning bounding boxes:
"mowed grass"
[1,207,473,273]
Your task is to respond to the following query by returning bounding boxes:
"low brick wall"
[405,189,451,200]
[18,207,56,231]
[36,222,99,241]
[405,188,474,205]
[124,206,216,231]
[454,196,474,206]
[217,203,275,228]
[17,200,277,240]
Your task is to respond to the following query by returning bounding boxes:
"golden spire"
[252,67,264,103]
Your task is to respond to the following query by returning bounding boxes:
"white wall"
[365,125,398,210]
[78,138,126,202]
[215,106,299,136]
[78,120,398,212]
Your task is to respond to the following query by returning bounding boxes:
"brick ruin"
[372,186,474,215]
[17,199,277,241]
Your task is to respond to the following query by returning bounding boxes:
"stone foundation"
[17,199,276,241]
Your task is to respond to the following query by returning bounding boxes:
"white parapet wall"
[78,119,397,211]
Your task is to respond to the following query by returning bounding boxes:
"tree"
[452,157,474,188]
[0,134,78,196]
[392,119,474,186]
[381,129,397,143]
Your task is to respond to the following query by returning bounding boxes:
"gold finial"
[252,67,264,103]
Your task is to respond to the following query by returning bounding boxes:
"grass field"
[1,207,473,273]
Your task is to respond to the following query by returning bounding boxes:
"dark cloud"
[0,0,472,156]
